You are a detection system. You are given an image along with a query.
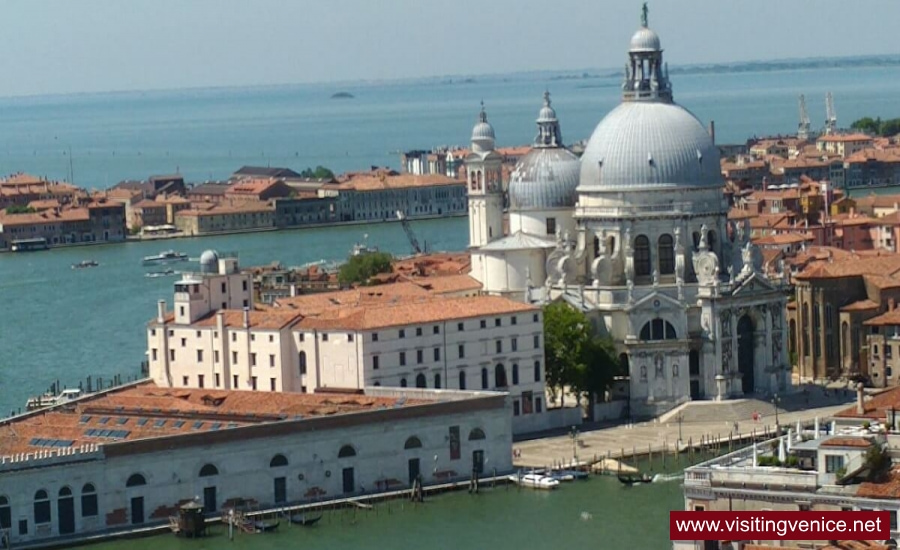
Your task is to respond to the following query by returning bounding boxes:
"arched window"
[199,464,219,477]
[0,495,10,530]
[789,319,797,354]
[512,364,519,385]
[81,484,98,518]
[495,364,508,388]
[801,308,810,356]
[270,454,288,468]
[400,377,407,388]
[842,321,850,359]
[374,381,381,386]
[634,235,651,276]
[126,474,146,487]
[593,236,600,257]
[707,230,717,252]
[639,319,677,341]
[813,305,821,356]
[59,487,72,497]
[34,490,50,524]
[338,445,356,458]
[692,232,701,250]
[607,236,617,255]
[404,436,422,450]
[658,234,674,275]
[459,371,467,390]
[415,373,426,388]
[468,428,486,441]
[299,351,307,375]
[481,368,489,389]
[434,373,441,389]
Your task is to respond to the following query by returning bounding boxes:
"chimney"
[708,120,716,145]
[290,283,297,298]
[243,307,250,329]
[157,300,166,323]
[216,310,225,338]
[856,382,866,415]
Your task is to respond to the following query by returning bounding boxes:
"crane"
[396,210,423,255]
[797,94,811,140]
[825,92,837,136]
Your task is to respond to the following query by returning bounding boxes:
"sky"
[2,0,898,97]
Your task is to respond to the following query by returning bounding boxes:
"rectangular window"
[348,333,354,342]
[496,340,502,353]
[888,346,894,359]
[433,325,440,334]
[373,355,380,370]
[400,352,406,366]
[180,338,186,347]
[512,338,518,352]
[196,330,201,338]
[231,332,237,342]
[169,349,175,361]
[416,327,423,336]
[268,354,275,367]
[511,316,517,325]
[251,353,257,367]
[417,349,424,364]
[251,334,256,342]
[399,329,406,339]
[322,333,329,341]
[522,391,534,414]
[221,282,226,293]
[269,334,274,343]
[372,332,379,342]
[215,373,221,387]
[458,322,464,331]
[434,348,440,361]
[825,454,845,473]
[179,306,185,317]
[242,280,248,291]
[182,376,189,386]
[198,374,205,388]
[459,344,465,359]
[534,335,540,349]
[270,378,277,391]
[151,348,158,361]
[495,318,501,327]
[197,350,204,362]
[533,313,539,323]
[214,350,220,363]
[251,376,258,390]
[480,320,487,329]
[546,217,556,235]
[81,493,98,517]
[299,333,305,342]
[534,360,541,382]
[513,400,520,416]
[18,519,27,535]
[232,351,238,364]
[233,375,239,388]
[535,397,543,413]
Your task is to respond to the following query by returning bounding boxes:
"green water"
[91,477,684,550]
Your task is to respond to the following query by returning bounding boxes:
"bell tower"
[466,103,504,249]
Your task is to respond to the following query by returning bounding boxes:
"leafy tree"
[543,301,621,409]
[338,251,392,286]
[5,205,36,214]
[300,165,335,180]
[850,117,880,134]
[863,443,891,482]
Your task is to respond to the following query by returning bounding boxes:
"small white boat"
[145,269,179,278]
[142,250,188,265]
[72,260,99,269]
[26,388,84,411]
[508,472,560,490]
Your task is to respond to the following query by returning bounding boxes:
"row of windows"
[373,337,540,369]
[389,362,542,390]
[0,485,97,531]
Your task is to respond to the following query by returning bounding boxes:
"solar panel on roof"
[192,421,204,429]
[136,418,149,426]
[30,438,74,448]
[79,415,92,424]
[173,420,185,428]
[117,417,129,425]
[154,419,166,428]
[210,423,222,430]
[227,422,238,428]
[98,417,110,425]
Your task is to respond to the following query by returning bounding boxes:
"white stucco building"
[467,10,790,417]
[0,383,511,548]
[147,258,553,433]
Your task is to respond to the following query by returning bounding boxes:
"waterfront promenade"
[513,391,856,469]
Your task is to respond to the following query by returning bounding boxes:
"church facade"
[466,11,791,417]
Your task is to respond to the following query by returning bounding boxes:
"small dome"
[472,120,495,142]
[470,103,496,153]
[578,101,721,191]
[630,26,661,52]
[199,250,219,273]
[509,148,581,210]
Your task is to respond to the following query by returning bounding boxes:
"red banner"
[670,510,891,541]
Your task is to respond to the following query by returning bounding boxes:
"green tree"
[879,118,900,137]
[338,251,393,286]
[850,117,880,134]
[543,301,621,409]
[300,165,335,180]
[5,205,36,214]
[863,443,891,482]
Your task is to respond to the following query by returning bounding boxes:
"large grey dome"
[578,101,721,191]
[509,148,581,210]
[630,27,660,52]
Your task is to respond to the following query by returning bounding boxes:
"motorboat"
[350,234,378,256]
[145,269,179,278]
[618,473,653,486]
[72,260,99,269]
[26,388,85,411]
[142,250,188,265]
[508,472,560,490]
[288,513,322,526]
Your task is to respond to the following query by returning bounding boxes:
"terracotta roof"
[857,466,900,500]
[0,382,427,456]
[226,177,285,196]
[405,274,482,294]
[835,386,900,419]
[752,233,812,246]
[795,253,900,280]
[863,308,900,326]
[0,208,90,226]
[176,201,273,217]
[841,299,879,312]
[336,173,463,192]
[819,437,873,448]
[132,199,167,210]
[817,133,874,143]
[174,308,304,330]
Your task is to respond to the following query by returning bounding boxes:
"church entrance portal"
[737,315,755,394]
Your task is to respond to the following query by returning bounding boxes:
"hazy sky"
[3,0,898,97]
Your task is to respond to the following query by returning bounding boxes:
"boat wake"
[651,473,684,483]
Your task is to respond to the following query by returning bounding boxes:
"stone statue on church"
[623,228,635,286]
[591,229,612,287]
[674,227,685,282]
[692,223,719,286]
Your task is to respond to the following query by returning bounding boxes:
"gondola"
[618,474,652,485]
[250,520,280,532]
[289,513,323,526]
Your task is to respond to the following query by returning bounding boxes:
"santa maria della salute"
[466,12,789,417]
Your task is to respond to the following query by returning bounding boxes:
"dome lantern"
[470,101,496,153]
[623,3,671,103]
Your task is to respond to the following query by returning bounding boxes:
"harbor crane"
[825,92,837,135]
[396,210,423,255]
[797,94,811,140]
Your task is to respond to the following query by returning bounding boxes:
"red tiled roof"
[819,437,873,448]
